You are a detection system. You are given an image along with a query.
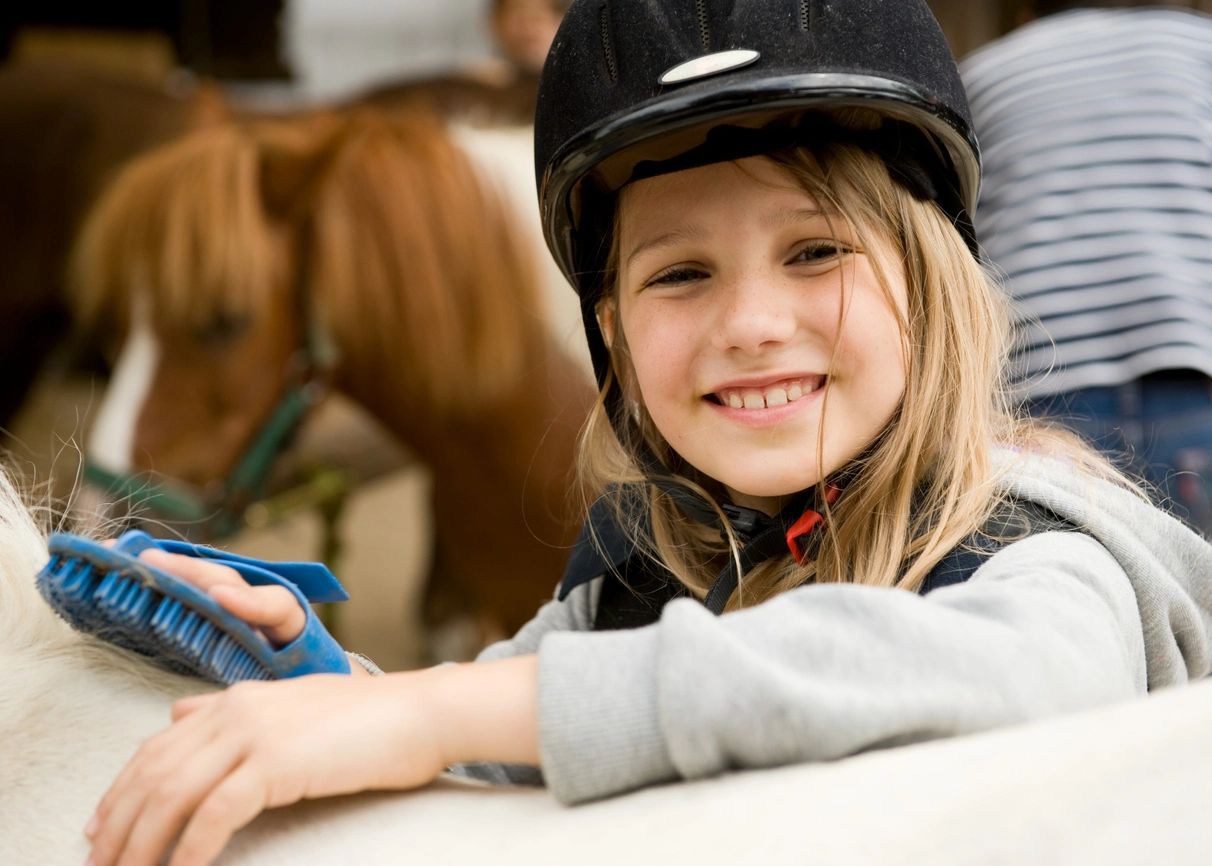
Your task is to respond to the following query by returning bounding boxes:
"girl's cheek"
[641,346,690,391]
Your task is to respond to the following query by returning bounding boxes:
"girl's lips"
[704,376,827,427]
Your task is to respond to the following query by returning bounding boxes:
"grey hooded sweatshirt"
[463,449,1212,804]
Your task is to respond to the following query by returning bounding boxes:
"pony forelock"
[70,123,283,334]
[70,108,551,420]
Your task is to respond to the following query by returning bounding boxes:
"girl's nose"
[712,272,797,355]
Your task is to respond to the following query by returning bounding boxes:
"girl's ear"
[597,299,616,349]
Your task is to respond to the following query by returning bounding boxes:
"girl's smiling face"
[612,156,909,515]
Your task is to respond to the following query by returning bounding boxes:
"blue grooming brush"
[36,529,351,683]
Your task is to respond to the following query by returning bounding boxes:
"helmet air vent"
[695,0,712,51]
[598,2,618,82]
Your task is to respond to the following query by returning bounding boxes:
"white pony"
[3,464,1212,866]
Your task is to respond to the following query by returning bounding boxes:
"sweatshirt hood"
[994,448,1212,686]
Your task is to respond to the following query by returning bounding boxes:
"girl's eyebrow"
[624,207,829,268]
[763,206,828,230]
[623,225,708,268]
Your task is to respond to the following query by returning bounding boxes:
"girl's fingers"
[88,713,218,866]
[104,739,245,866]
[138,549,244,592]
[90,724,181,838]
[168,762,271,866]
[171,692,218,721]
[208,583,306,646]
[138,548,306,645]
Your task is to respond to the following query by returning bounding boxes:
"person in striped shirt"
[961,0,1212,534]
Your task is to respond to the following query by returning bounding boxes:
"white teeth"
[715,377,823,410]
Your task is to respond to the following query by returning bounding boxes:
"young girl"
[85,1,1212,864]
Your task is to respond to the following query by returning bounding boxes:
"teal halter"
[82,379,320,537]
[82,320,336,539]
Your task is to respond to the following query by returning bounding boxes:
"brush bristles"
[37,553,273,684]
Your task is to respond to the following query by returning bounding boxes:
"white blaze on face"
[88,296,161,474]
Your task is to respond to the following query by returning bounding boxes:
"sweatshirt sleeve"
[537,531,1149,804]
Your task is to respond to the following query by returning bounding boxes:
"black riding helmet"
[534,0,981,392]
[538,0,983,602]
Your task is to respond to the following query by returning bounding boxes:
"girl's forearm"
[401,654,541,768]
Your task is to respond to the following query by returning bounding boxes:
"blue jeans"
[1023,372,1212,537]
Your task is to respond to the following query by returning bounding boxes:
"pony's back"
[0,462,207,860]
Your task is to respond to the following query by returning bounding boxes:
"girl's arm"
[534,531,1183,804]
[85,549,562,866]
[458,528,1185,807]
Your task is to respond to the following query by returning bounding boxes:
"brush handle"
[148,539,349,603]
[112,531,349,608]
[110,530,352,677]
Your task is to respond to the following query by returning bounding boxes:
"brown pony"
[0,60,229,429]
[71,106,596,640]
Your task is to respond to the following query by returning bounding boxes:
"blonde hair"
[577,121,1140,610]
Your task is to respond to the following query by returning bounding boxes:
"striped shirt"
[961,8,1212,398]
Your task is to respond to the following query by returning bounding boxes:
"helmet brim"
[539,72,981,288]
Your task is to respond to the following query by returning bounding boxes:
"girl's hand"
[132,548,370,676]
[84,656,539,866]
[138,548,306,646]
[84,671,449,866]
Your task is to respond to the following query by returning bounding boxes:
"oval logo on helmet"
[658,49,761,86]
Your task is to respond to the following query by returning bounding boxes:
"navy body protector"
[558,496,1081,631]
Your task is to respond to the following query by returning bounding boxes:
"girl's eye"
[643,265,707,288]
[789,240,854,265]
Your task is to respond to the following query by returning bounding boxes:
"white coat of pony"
[3,463,1212,866]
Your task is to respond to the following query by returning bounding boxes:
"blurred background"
[3,0,1211,670]
[14,1,1212,107]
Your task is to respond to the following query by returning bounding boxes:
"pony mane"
[300,108,545,417]
[70,122,284,333]
[71,105,551,419]
[0,462,73,654]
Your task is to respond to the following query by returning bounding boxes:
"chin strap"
[559,467,845,613]
[607,375,853,614]
[700,484,841,614]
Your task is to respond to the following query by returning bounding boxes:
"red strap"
[784,485,841,564]
[785,510,824,564]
